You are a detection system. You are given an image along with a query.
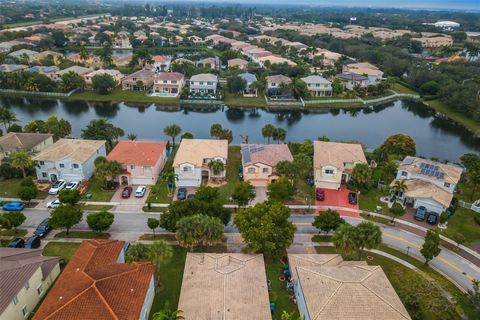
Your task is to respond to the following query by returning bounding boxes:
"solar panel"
[242,146,251,163]
[420,162,426,169]
[439,173,445,179]
[420,168,427,174]
[429,170,435,176]
[434,166,439,171]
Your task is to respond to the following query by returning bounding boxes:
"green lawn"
[358,187,390,214]
[54,231,110,239]
[0,228,28,237]
[265,259,299,320]
[392,83,418,95]
[218,145,241,202]
[363,90,396,100]
[0,178,48,199]
[148,147,177,204]
[43,242,81,262]
[84,178,115,202]
[291,178,314,205]
[224,93,267,107]
[424,99,480,135]
[454,181,480,203]
[139,233,176,241]
[442,208,480,245]
[68,87,179,105]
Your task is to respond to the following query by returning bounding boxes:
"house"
[153,72,185,97]
[0,64,28,73]
[343,62,384,85]
[51,66,92,81]
[313,141,367,190]
[0,132,53,161]
[84,69,124,87]
[392,156,463,213]
[28,66,59,77]
[148,55,172,73]
[33,139,106,183]
[8,49,38,62]
[122,69,154,91]
[178,253,272,320]
[338,72,369,90]
[196,56,221,70]
[288,254,411,320]
[266,74,291,96]
[107,140,168,185]
[0,248,60,320]
[188,35,204,45]
[113,32,132,49]
[241,144,293,187]
[228,58,248,70]
[31,50,64,65]
[189,73,218,96]
[33,240,155,320]
[238,72,258,97]
[301,75,332,97]
[173,139,228,187]
[258,55,297,67]
[0,40,26,53]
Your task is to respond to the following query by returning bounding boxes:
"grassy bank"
[224,93,267,107]
[67,87,179,104]
[423,99,480,136]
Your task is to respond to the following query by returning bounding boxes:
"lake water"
[1,97,479,161]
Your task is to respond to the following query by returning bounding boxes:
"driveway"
[111,186,150,212]
[251,187,268,205]
[173,186,197,200]
[315,186,360,218]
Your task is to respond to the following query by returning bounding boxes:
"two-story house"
[196,57,221,70]
[149,55,172,73]
[122,69,154,91]
[238,72,258,97]
[0,248,60,320]
[338,72,369,90]
[266,75,291,97]
[342,62,384,85]
[314,141,367,190]
[0,132,53,162]
[173,139,228,187]
[152,72,185,97]
[301,75,333,97]
[228,58,248,70]
[392,156,463,213]
[33,139,106,182]
[83,69,124,88]
[241,144,293,187]
[107,140,168,186]
[189,73,218,96]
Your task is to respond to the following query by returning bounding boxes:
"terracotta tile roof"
[152,55,170,63]
[241,144,293,167]
[33,240,154,320]
[314,141,367,170]
[155,72,184,81]
[107,140,167,166]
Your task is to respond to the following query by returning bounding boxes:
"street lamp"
[406,246,411,256]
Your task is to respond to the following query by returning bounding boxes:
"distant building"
[301,75,332,97]
[0,132,53,161]
[122,69,154,91]
[153,72,185,97]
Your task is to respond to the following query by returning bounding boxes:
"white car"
[65,181,79,190]
[46,199,61,209]
[48,180,66,195]
[135,186,147,198]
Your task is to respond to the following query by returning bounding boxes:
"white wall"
[413,197,446,214]
[175,163,202,187]
[396,170,456,193]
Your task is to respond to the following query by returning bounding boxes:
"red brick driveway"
[315,186,361,218]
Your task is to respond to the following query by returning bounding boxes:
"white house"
[189,73,218,95]
[173,139,228,187]
[343,62,384,86]
[33,139,106,182]
[301,75,332,97]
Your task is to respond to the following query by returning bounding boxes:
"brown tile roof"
[152,55,170,63]
[314,141,367,170]
[32,139,106,163]
[0,248,59,314]
[33,240,154,320]
[173,139,228,167]
[155,72,184,81]
[0,132,52,153]
[241,144,293,167]
[107,140,167,166]
[266,74,291,84]
[400,179,453,208]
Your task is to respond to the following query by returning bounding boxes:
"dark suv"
[34,219,52,238]
[8,238,25,248]
[348,192,358,205]
[24,236,41,249]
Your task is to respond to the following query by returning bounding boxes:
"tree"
[175,214,224,250]
[227,76,247,95]
[312,209,345,237]
[163,124,182,146]
[18,185,38,203]
[208,159,225,177]
[86,210,114,233]
[351,163,371,187]
[234,201,296,258]
[389,202,405,223]
[152,304,184,320]
[467,280,480,315]
[162,169,177,195]
[267,177,295,201]
[332,223,361,260]
[3,211,26,233]
[126,242,150,262]
[25,115,73,140]
[377,134,416,160]
[272,128,287,144]
[79,47,89,61]
[127,133,137,140]
[94,157,123,189]
[276,160,297,182]
[92,74,117,95]
[356,221,382,256]
[10,150,34,178]
[390,179,407,197]
[81,119,124,150]
[210,123,223,139]
[0,107,19,132]
[289,77,310,99]
[58,189,80,205]
[98,45,113,67]
[332,78,344,95]
[0,215,11,230]
[451,232,466,251]
[181,132,193,140]
[60,71,86,92]
[149,240,173,285]
[231,181,255,207]
[147,218,160,238]
[262,124,276,144]
[250,80,265,96]
[293,153,311,179]
[421,228,441,265]
[465,162,480,201]
[49,204,83,235]
[420,80,439,96]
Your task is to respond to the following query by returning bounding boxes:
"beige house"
[152,72,185,97]
[241,144,293,187]
[51,65,92,81]
[122,69,154,91]
[314,141,367,190]
[0,132,53,161]
[178,253,272,320]
[228,58,248,70]
[84,69,124,87]
[0,248,60,320]
[288,254,411,320]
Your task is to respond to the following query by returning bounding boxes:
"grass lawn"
[224,93,267,107]
[0,228,28,237]
[139,233,176,241]
[0,178,48,199]
[43,242,80,262]
[392,83,418,95]
[68,87,179,105]
[290,178,314,205]
[454,181,480,203]
[424,99,480,135]
[148,147,177,204]
[218,145,241,202]
[265,259,299,320]
[305,101,364,108]
[442,207,480,245]
[363,90,396,100]
[84,178,115,202]
[54,231,110,239]
[358,187,390,214]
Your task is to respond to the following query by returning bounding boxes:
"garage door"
[414,199,444,214]
[248,179,268,187]
[178,179,199,187]
[132,177,155,186]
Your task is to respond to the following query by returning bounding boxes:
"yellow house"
[0,248,60,320]
[314,141,367,190]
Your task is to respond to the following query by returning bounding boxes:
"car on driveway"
[315,189,325,201]
[2,201,25,211]
[135,186,147,198]
[46,199,61,209]
[33,219,51,238]
[177,188,187,200]
[65,181,79,190]
[8,238,25,248]
[427,212,439,225]
[49,180,66,195]
[415,206,427,221]
[24,236,41,249]
[121,186,133,199]
[348,192,357,205]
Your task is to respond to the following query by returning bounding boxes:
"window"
[247,167,255,173]
[24,281,30,290]
[41,172,47,178]
[263,168,269,173]
[144,166,151,171]
[207,82,213,85]
[39,161,45,166]
[37,284,44,296]
[325,169,334,175]
[199,81,204,85]
[172,80,177,84]
[13,296,18,305]
[444,182,451,188]
[59,163,65,168]
[73,164,79,169]
[401,171,408,177]
[163,80,167,84]
[22,305,28,317]
[183,166,191,172]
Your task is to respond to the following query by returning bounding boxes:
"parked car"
[65,181,79,190]
[135,186,147,198]
[348,192,357,205]
[49,180,66,195]
[24,236,41,249]
[33,219,51,237]
[316,189,325,201]
[427,212,439,225]
[2,201,25,211]
[46,199,61,209]
[177,188,187,200]
[415,206,427,221]
[121,186,133,199]
[8,238,25,248]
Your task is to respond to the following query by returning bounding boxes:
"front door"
[121,176,129,185]
[50,174,58,182]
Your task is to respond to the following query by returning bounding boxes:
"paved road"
[21,209,480,291]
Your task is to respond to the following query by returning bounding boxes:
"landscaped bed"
[54,231,110,239]
[265,259,299,320]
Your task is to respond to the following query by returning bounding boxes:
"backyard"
[218,145,241,202]
[0,178,48,199]
[147,147,177,204]
[43,242,81,262]
[224,92,267,107]
[68,87,179,105]
[265,259,299,320]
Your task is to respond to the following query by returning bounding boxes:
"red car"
[315,189,325,201]
[121,186,133,198]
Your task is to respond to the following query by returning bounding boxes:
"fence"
[179,99,224,105]
[458,200,480,213]
[0,88,79,97]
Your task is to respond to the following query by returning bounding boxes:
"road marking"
[383,233,420,249]
[293,222,313,226]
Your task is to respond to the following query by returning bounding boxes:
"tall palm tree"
[261,124,276,144]
[356,222,382,258]
[126,242,150,262]
[152,304,184,320]
[98,45,113,67]
[208,159,225,177]
[250,80,265,96]
[127,133,137,141]
[162,169,178,195]
[390,179,408,197]
[163,124,182,146]
[210,123,223,139]
[10,150,34,178]
[332,224,360,260]
[272,128,287,144]
[0,107,19,132]
[149,240,173,286]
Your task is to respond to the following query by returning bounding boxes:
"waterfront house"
[33,240,154,320]
[301,75,333,97]
[84,69,124,87]
[33,139,106,183]
[8,49,38,62]
[238,72,258,97]
[31,50,64,65]
[266,74,291,97]
[188,35,204,45]
[338,72,369,90]
[173,139,228,187]
[153,72,185,97]
[51,65,92,81]
[189,73,218,96]
[28,66,59,77]
[0,248,60,320]
[0,132,53,161]
[107,140,168,186]
[343,62,384,85]
[121,69,154,91]
[313,141,367,190]
[228,58,248,70]
[149,55,172,73]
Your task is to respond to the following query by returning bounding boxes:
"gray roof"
[301,75,331,85]
[56,65,92,76]
[239,72,257,83]
[0,132,53,153]
[0,248,59,314]
[190,73,218,82]
[339,72,368,81]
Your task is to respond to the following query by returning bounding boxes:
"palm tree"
[210,123,223,139]
[162,169,178,195]
[332,224,360,260]
[467,163,480,200]
[149,240,173,286]
[289,77,310,99]
[272,128,287,144]
[126,242,150,262]
[163,124,182,146]
[98,45,113,67]
[152,304,184,320]
[390,179,407,197]
[277,82,290,96]
[261,124,276,144]
[250,80,265,96]
[79,47,89,62]
[208,160,225,177]
[356,222,382,258]
[0,107,19,132]
[10,150,34,178]
[127,133,137,141]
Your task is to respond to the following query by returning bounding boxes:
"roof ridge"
[92,283,119,320]
[43,285,96,320]
[312,278,343,320]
